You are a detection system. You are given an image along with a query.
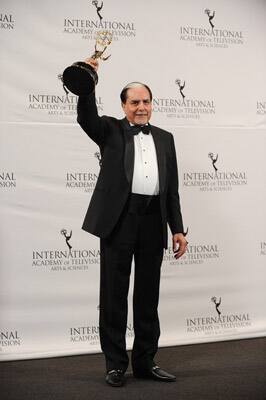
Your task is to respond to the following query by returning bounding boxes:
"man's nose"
[137,101,145,110]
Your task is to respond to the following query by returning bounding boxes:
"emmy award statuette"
[62,30,112,96]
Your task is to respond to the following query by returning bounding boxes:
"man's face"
[121,86,152,125]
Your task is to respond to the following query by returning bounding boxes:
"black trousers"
[99,194,164,373]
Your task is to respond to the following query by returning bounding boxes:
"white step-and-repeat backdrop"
[1,0,266,361]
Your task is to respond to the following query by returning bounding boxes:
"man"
[77,58,187,387]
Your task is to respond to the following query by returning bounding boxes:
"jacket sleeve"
[77,92,107,147]
[166,134,184,235]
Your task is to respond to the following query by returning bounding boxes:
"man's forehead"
[126,86,150,100]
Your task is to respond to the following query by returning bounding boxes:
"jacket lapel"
[121,118,135,184]
[151,126,166,193]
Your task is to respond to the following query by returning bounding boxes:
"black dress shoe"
[106,369,125,387]
[133,366,176,382]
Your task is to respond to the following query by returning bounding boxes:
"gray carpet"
[1,337,266,400]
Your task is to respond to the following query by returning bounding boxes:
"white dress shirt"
[131,128,160,195]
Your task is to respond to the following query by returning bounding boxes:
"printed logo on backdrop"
[32,228,100,272]
[63,0,136,42]
[257,101,266,115]
[183,152,247,192]
[92,1,104,21]
[0,13,14,29]
[260,242,266,256]
[152,79,215,121]
[28,91,104,118]
[0,331,21,351]
[205,9,215,31]
[208,152,218,172]
[94,151,102,167]
[65,152,100,192]
[61,229,73,252]
[211,296,222,319]
[69,323,134,346]
[186,296,252,337]
[179,9,244,49]
[0,172,16,189]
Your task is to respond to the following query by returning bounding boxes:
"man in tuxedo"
[77,58,187,387]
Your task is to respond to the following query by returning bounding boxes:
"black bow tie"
[129,124,151,135]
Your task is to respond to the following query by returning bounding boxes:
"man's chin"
[134,117,149,125]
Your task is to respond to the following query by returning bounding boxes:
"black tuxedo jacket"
[77,93,184,249]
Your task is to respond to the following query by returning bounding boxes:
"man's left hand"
[172,233,188,259]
